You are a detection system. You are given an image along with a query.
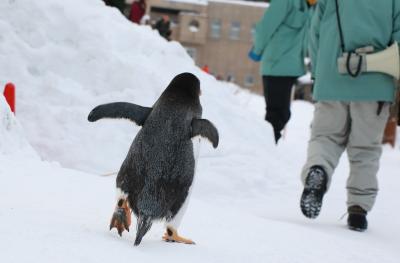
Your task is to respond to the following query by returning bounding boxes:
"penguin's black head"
[164,72,201,100]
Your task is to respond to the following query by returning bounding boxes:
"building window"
[244,75,255,87]
[185,47,197,62]
[230,21,240,40]
[188,19,200,33]
[210,19,221,39]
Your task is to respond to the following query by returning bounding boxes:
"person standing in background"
[249,0,316,144]
[154,15,172,41]
[300,0,400,232]
[129,0,146,24]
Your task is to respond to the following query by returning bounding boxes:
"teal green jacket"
[253,0,311,77]
[310,0,400,102]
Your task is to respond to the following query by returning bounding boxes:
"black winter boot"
[300,166,328,219]
[347,205,368,232]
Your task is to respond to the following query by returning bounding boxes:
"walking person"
[249,0,316,143]
[129,0,146,24]
[300,0,400,231]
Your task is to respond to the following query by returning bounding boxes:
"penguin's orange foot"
[162,227,195,245]
[109,199,131,236]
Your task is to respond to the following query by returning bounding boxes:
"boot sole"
[300,189,323,219]
[348,225,367,232]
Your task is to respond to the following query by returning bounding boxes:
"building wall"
[146,0,267,93]
[202,1,265,92]
[179,13,208,45]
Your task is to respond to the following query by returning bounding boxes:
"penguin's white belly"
[192,136,201,173]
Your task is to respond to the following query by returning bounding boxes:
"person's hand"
[248,49,262,62]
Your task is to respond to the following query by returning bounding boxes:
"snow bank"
[0,96,37,159]
[0,0,275,179]
[0,0,190,171]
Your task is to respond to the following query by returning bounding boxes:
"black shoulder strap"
[335,0,363,78]
[334,0,346,53]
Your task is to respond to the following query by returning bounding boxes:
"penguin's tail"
[134,215,153,246]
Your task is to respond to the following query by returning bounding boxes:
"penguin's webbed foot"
[109,199,131,236]
[162,227,195,245]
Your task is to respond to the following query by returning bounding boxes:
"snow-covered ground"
[0,0,399,262]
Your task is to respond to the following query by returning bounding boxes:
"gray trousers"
[301,102,389,211]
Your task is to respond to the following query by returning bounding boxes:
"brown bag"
[382,88,399,147]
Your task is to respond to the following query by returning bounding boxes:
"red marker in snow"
[3,82,16,114]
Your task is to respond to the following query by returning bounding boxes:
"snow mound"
[0,0,275,177]
[0,96,37,159]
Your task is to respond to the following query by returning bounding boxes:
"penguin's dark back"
[119,73,202,219]
[136,72,203,158]
[144,73,203,145]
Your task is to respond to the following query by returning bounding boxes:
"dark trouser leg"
[262,76,297,143]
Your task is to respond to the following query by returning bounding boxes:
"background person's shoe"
[347,205,368,232]
[300,166,328,219]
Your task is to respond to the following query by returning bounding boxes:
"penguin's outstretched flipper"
[88,102,152,126]
[162,227,195,245]
[191,119,219,148]
[109,199,132,236]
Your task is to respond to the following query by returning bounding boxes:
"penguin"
[88,72,219,246]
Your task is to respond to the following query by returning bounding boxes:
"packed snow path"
[1,102,399,263]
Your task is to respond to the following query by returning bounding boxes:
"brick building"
[146,0,268,93]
